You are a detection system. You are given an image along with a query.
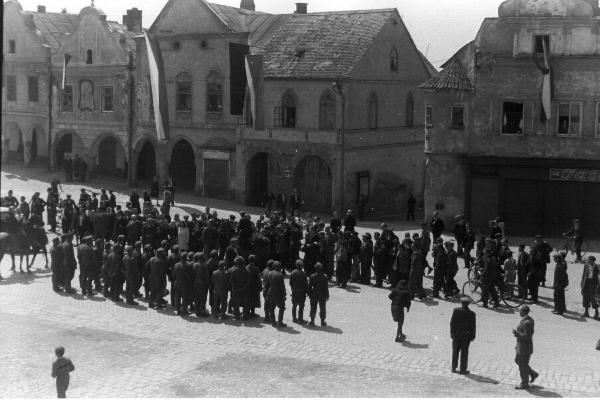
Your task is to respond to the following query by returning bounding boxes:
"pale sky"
[19,0,503,67]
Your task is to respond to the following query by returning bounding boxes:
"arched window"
[206,70,223,113]
[368,92,378,130]
[86,49,93,64]
[277,90,297,128]
[319,91,336,130]
[405,91,414,127]
[176,72,192,112]
[390,47,398,72]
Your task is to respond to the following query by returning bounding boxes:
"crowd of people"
[1,180,599,328]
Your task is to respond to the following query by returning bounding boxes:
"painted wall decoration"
[79,79,95,111]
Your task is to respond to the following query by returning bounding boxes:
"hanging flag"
[144,30,169,141]
[61,53,71,89]
[244,54,264,130]
[540,39,552,122]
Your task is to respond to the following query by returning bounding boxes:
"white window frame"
[595,102,600,138]
[450,104,466,130]
[425,104,433,128]
[100,85,114,113]
[556,101,582,137]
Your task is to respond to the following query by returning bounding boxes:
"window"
[61,85,73,112]
[596,103,600,137]
[101,86,114,112]
[405,91,414,127]
[390,48,399,72]
[275,90,296,128]
[176,72,192,112]
[6,75,16,101]
[86,49,93,64]
[368,93,378,129]
[502,102,523,134]
[451,105,465,129]
[557,102,582,136]
[28,76,39,102]
[206,71,223,113]
[534,35,550,54]
[425,104,433,128]
[8,40,16,53]
[319,91,336,130]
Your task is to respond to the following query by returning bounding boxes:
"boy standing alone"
[51,346,75,398]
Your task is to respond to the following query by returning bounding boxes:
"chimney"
[122,7,143,32]
[294,3,307,14]
[240,0,255,11]
[37,5,46,13]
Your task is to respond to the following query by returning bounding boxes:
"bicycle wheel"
[500,283,524,308]
[462,280,482,303]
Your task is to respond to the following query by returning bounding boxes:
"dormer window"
[86,49,93,64]
[9,40,16,53]
[390,48,399,72]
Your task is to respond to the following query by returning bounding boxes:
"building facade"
[421,0,600,237]
[2,0,140,178]
[133,0,435,217]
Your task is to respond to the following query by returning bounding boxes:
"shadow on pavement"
[0,267,50,285]
[464,373,499,384]
[4,173,28,181]
[526,385,563,398]
[401,340,429,349]
[560,311,586,322]
[304,323,343,334]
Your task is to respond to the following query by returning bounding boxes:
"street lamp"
[331,81,345,217]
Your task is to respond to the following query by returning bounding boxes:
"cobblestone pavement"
[1,167,599,397]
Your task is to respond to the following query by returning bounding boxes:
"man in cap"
[265,261,287,327]
[480,239,500,308]
[290,259,309,324]
[450,296,476,374]
[123,245,141,305]
[77,236,95,296]
[229,255,251,319]
[50,237,64,292]
[513,305,539,389]
[212,261,228,319]
[551,252,568,315]
[192,252,210,317]
[563,219,584,263]
[106,243,125,302]
[147,248,167,309]
[172,252,194,315]
[360,232,374,284]
[60,234,77,294]
[308,262,329,326]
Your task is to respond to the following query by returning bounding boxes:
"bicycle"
[462,268,525,308]
[557,235,588,261]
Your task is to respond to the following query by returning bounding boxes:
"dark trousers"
[63,268,75,291]
[481,280,499,306]
[540,264,547,285]
[528,275,539,302]
[309,298,327,322]
[553,287,566,313]
[292,299,305,321]
[432,269,446,296]
[212,293,227,316]
[266,301,285,323]
[374,264,386,286]
[48,210,57,231]
[126,280,138,302]
[52,268,63,290]
[452,339,470,372]
[110,276,123,301]
[56,375,69,398]
[79,270,93,295]
[194,285,209,315]
[360,259,372,283]
[515,353,537,386]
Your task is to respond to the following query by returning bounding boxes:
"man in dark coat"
[288,188,301,216]
[50,238,63,292]
[450,297,476,374]
[513,305,539,389]
[77,236,95,296]
[290,260,309,324]
[262,260,275,322]
[237,213,253,256]
[516,244,530,299]
[60,234,77,294]
[201,220,219,255]
[173,252,194,315]
[246,255,262,317]
[146,248,168,309]
[552,252,569,315]
[229,256,251,319]
[302,240,321,277]
[432,241,447,298]
[343,209,357,232]
[265,261,287,327]
[106,244,125,302]
[123,245,141,305]
[126,215,142,246]
[430,211,445,241]
[166,245,181,305]
[308,262,329,326]
[480,240,500,308]
[212,261,228,319]
[193,252,211,317]
[130,190,141,214]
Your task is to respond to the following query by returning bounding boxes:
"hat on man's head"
[460,296,471,304]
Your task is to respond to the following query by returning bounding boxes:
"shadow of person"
[421,298,439,306]
[84,295,107,302]
[115,301,147,311]
[342,285,361,293]
[464,373,500,384]
[560,312,587,322]
[492,306,516,314]
[401,340,429,349]
[526,385,563,398]
[320,324,343,334]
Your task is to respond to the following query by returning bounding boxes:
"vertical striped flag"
[61,53,71,89]
[144,30,169,141]
[540,38,552,123]
[244,54,264,130]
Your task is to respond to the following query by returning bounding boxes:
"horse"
[24,216,49,271]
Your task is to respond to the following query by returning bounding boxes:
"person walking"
[51,346,75,398]
[450,297,476,374]
[513,305,539,390]
[552,252,568,315]
[389,280,411,342]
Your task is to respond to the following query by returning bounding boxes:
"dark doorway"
[136,141,156,181]
[169,140,196,191]
[294,156,332,213]
[469,177,499,233]
[30,129,38,163]
[55,134,72,170]
[98,137,118,173]
[246,152,269,206]
[204,159,229,199]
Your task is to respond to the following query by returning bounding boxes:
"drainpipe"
[45,44,53,171]
[331,81,346,217]
[127,51,135,185]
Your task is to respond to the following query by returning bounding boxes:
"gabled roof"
[419,57,473,91]
[23,11,79,50]
[257,9,397,79]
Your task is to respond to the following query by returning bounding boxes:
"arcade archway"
[5,122,24,162]
[246,152,285,206]
[294,155,332,213]
[55,133,72,170]
[136,141,156,181]
[169,140,196,191]
[97,136,125,174]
